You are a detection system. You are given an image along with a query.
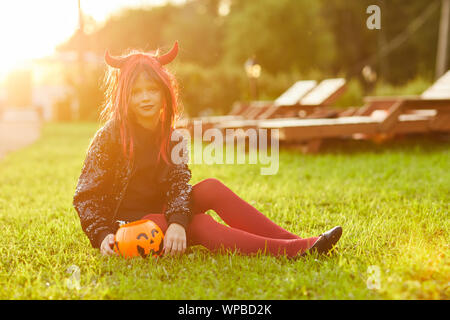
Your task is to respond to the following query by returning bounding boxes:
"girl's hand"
[100,234,119,256]
[163,223,186,256]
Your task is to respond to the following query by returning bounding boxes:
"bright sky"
[0,0,186,78]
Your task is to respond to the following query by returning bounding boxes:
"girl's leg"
[191,178,302,240]
[141,213,318,258]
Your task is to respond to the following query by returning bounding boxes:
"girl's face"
[129,71,164,124]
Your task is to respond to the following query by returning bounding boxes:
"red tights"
[142,178,319,258]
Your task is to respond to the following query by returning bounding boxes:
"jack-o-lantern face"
[114,220,164,258]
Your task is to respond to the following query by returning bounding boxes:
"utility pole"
[76,0,85,120]
[77,0,85,76]
[378,1,387,83]
[436,0,450,79]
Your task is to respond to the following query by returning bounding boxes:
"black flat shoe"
[300,226,342,257]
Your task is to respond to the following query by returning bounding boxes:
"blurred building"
[5,69,32,107]
[33,51,103,121]
[0,51,103,121]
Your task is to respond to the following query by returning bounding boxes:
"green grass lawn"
[0,122,448,299]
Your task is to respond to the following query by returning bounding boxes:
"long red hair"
[99,47,181,167]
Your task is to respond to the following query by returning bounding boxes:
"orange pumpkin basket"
[114,219,164,258]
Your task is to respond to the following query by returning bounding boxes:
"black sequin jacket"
[72,119,193,249]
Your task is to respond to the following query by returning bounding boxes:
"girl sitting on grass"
[72,41,342,259]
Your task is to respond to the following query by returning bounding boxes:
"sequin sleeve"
[164,135,193,229]
[73,123,117,248]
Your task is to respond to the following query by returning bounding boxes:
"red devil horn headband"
[104,41,179,68]
[158,41,179,65]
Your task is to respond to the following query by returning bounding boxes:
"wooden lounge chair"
[257,71,450,153]
[356,70,450,116]
[216,78,347,130]
[180,80,317,132]
[259,78,347,119]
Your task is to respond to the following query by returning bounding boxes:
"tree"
[223,0,336,75]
